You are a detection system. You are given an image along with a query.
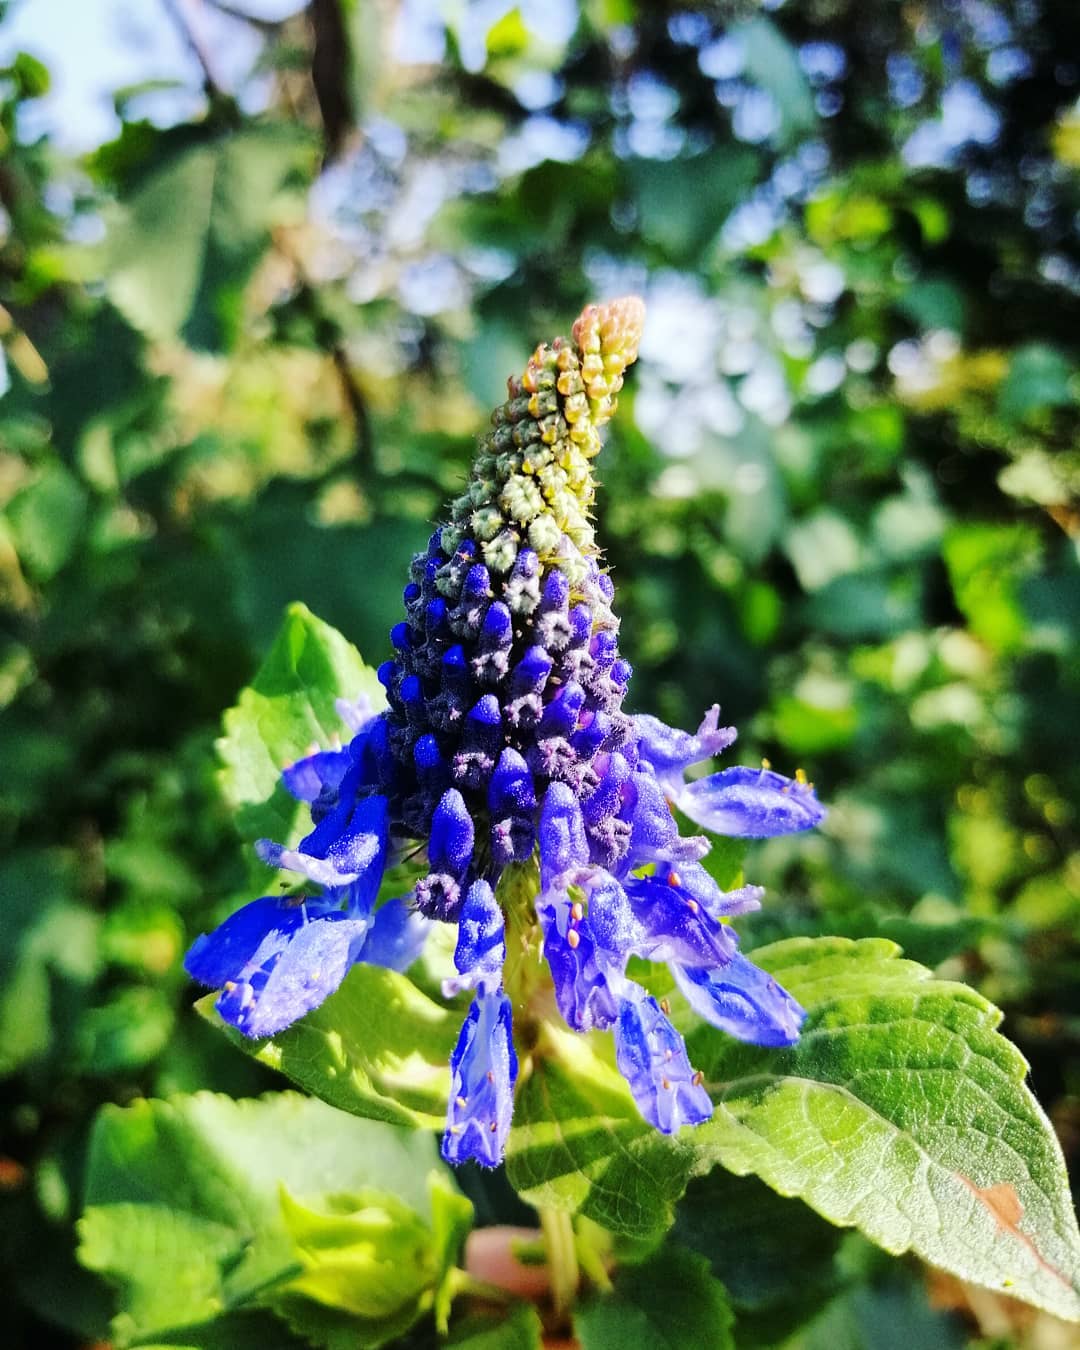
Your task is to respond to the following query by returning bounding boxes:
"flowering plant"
[185,298,825,1170]
[81,302,1080,1348]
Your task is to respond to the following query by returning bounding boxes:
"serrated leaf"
[506,938,1080,1322]
[198,962,457,1129]
[574,1243,734,1350]
[217,602,384,845]
[276,1186,433,1317]
[270,1171,472,1348]
[77,1092,468,1347]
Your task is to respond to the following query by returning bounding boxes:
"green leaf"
[76,985,176,1076]
[217,601,384,845]
[785,1269,968,1350]
[505,1024,698,1241]
[574,1243,734,1350]
[4,462,88,582]
[998,344,1075,420]
[430,1171,477,1331]
[943,522,1041,653]
[627,146,758,260]
[444,1303,544,1349]
[897,276,966,334]
[198,962,457,1129]
[674,1169,843,1313]
[271,1175,472,1346]
[772,691,858,755]
[116,1309,312,1350]
[275,1186,432,1317]
[690,938,1080,1321]
[673,1170,844,1346]
[78,1092,470,1347]
[105,126,314,350]
[507,938,1080,1322]
[0,850,100,1078]
[9,50,51,98]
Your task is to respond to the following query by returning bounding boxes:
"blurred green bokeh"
[1,0,1078,1345]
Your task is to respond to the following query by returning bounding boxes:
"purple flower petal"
[442,991,518,1168]
[672,955,805,1048]
[358,899,430,972]
[538,781,589,889]
[611,874,741,968]
[614,993,713,1134]
[679,766,826,838]
[650,860,764,921]
[539,895,623,1032]
[634,705,737,797]
[622,771,709,870]
[488,748,537,865]
[428,788,475,876]
[334,692,378,734]
[296,757,365,844]
[185,895,321,989]
[281,748,352,804]
[257,794,390,897]
[453,880,505,990]
[215,911,370,1039]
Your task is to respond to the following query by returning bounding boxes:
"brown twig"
[160,0,226,100]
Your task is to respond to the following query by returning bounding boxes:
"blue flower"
[185,754,424,1036]
[443,990,518,1167]
[614,992,713,1133]
[186,298,825,1168]
[186,892,385,1039]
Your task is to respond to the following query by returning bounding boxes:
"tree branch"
[160,0,226,100]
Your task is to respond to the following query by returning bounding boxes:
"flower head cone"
[184,298,825,1167]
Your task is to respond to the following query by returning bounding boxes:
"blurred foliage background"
[1,0,1078,1345]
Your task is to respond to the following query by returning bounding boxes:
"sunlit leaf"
[505,938,1080,1322]
[198,962,457,1130]
[78,1092,470,1347]
[217,601,384,845]
[105,126,314,350]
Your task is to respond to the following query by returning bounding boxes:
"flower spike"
[187,299,825,1166]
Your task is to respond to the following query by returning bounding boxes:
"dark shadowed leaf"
[574,1243,734,1350]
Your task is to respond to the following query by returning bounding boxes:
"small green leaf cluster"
[78,1092,471,1348]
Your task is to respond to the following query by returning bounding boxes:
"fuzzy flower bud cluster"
[185,299,825,1168]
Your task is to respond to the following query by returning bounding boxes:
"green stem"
[440,1266,515,1306]
[575,1216,614,1294]
[540,1206,579,1315]
[498,858,547,1017]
